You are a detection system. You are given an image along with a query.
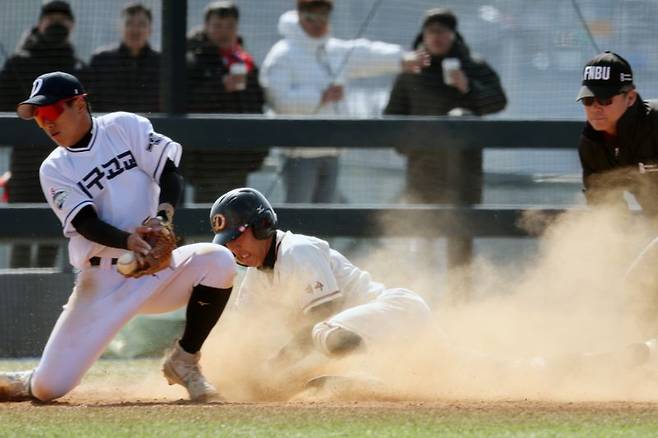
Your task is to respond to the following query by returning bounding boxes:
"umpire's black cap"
[16,71,85,120]
[577,51,635,101]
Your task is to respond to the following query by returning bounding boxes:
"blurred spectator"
[384,8,507,204]
[0,172,9,203]
[0,0,83,268]
[260,0,426,203]
[184,1,266,202]
[385,8,507,278]
[86,2,160,113]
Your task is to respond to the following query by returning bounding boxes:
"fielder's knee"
[312,322,363,357]
[30,373,74,402]
[196,244,235,289]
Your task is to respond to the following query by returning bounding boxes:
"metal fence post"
[161,0,187,114]
[445,146,483,301]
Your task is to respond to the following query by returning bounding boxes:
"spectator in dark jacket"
[384,8,507,204]
[384,8,506,273]
[0,0,83,268]
[86,3,160,113]
[184,1,266,202]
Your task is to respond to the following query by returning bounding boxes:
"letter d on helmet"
[210,188,278,245]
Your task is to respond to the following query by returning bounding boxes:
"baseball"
[117,251,138,275]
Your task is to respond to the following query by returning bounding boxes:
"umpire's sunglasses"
[580,92,626,107]
[33,95,86,127]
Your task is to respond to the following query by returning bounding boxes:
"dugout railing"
[0,114,581,245]
[0,114,581,252]
[0,114,582,150]
[0,115,580,357]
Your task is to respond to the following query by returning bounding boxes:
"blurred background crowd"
[0,0,657,269]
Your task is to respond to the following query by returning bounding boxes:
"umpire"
[579,52,658,333]
[577,51,658,214]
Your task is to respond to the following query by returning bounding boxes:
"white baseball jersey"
[236,230,431,347]
[39,112,182,269]
[236,231,385,319]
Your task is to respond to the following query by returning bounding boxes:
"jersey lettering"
[102,157,123,180]
[75,150,137,198]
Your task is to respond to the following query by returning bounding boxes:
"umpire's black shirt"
[579,96,658,215]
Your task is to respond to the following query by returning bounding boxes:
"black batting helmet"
[210,188,277,245]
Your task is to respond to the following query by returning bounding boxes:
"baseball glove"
[123,218,177,278]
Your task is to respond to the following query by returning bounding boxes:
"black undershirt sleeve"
[70,160,183,248]
[71,206,131,249]
[158,159,183,209]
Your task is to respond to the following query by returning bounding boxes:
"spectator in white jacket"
[260,0,426,203]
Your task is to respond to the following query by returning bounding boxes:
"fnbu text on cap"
[583,66,610,81]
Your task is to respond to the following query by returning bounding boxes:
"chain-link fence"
[2,1,657,118]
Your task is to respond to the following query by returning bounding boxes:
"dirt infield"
[3,398,658,437]
[3,358,658,418]
[3,360,658,436]
[5,397,658,414]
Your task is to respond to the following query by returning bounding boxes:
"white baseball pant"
[30,243,235,401]
[312,288,432,354]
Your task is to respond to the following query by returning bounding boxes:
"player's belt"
[89,257,118,266]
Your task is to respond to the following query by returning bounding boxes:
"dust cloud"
[197,197,658,403]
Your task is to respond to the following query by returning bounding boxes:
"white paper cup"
[442,58,461,85]
[229,63,248,91]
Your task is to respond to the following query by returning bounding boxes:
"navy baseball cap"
[577,51,635,101]
[17,71,85,120]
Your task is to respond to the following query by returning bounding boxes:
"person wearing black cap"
[0,1,81,110]
[0,71,237,403]
[0,0,84,268]
[384,8,506,273]
[577,52,658,332]
[576,51,657,212]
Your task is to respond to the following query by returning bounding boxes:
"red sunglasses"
[33,95,85,127]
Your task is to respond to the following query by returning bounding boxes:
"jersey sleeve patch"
[50,188,69,210]
[286,244,340,314]
[124,113,181,181]
[147,132,167,152]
